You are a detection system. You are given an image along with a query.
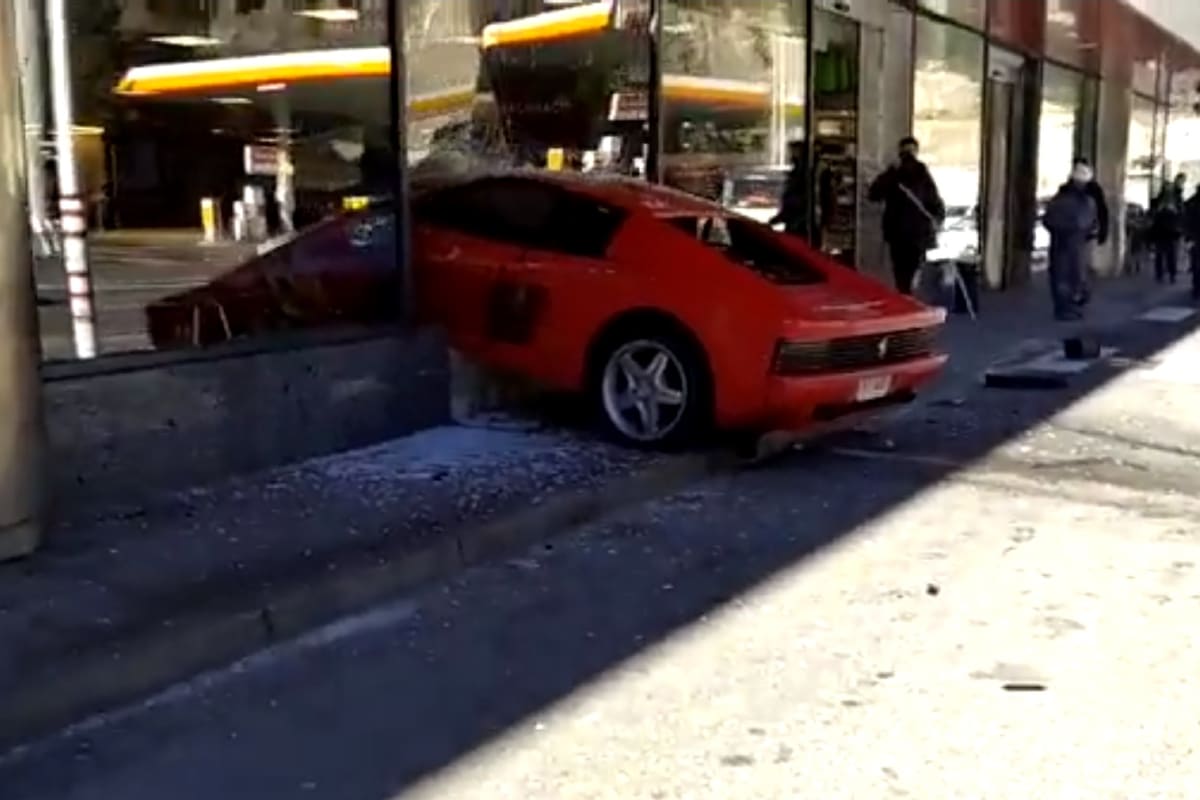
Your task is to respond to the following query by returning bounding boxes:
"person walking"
[1151,173,1187,284]
[770,140,810,238]
[868,136,945,296]
[1042,162,1099,321]
[1184,182,1200,300]
[1071,157,1109,305]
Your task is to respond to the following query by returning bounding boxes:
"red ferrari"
[412,172,947,448]
[148,171,947,448]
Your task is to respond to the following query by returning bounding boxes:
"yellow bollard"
[200,197,218,243]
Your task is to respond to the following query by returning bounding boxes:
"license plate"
[855,375,893,402]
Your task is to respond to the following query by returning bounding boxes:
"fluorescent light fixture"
[296,8,359,22]
[149,34,222,47]
[257,82,287,93]
[213,96,253,105]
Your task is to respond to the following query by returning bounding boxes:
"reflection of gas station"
[110,0,808,239]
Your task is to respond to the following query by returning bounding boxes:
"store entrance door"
[981,47,1027,290]
[811,8,860,267]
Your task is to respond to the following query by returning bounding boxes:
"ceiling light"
[296,8,359,22]
[257,82,287,93]
[149,34,222,47]
[213,96,253,105]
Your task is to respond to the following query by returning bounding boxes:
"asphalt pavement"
[35,235,254,361]
[2,290,1199,797]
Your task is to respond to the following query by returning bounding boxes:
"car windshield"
[667,215,825,285]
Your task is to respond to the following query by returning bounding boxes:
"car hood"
[777,285,945,337]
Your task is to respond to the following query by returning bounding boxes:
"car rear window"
[667,215,825,285]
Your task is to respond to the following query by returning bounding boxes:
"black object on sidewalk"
[1063,336,1101,360]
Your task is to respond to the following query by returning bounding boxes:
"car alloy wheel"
[600,339,689,444]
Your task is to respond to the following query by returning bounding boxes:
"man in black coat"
[868,136,945,295]
[770,140,810,238]
[1071,157,1109,305]
[1183,182,1200,300]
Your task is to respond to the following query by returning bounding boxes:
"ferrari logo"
[877,336,890,359]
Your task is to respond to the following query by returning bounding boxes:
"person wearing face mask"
[868,136,945,295]
[1043,162,1099,321]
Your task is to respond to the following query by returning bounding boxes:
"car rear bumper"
[760,353,948,432]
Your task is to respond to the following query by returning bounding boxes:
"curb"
[0,450,738,752]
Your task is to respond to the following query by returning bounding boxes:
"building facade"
[3,0,1200,554]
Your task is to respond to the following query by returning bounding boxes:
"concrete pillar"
[1096,78,1131,277]
[0,0,48,560]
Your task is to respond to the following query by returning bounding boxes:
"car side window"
[413,179,552,247]
[414,178,624,259]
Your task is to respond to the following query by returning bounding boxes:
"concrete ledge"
[0,442,733,751]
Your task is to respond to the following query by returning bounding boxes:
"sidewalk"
[0,267,1182,751]
[924,268,1184,399]
[0,426,728,749]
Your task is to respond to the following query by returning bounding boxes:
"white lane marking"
[1138,306,1196,323]
[0,597,420,766]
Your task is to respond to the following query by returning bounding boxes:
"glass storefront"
[1164,69,1200,188]
[406,0,652,179]
[918,0,985,30]
[660,0,805,213]
[22,0,1200,369]
[40,0,401,361]
[912,16,984,258]
[1126,94,1158,210]
[1037,63,1084,202]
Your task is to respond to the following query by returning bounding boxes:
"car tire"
[589,325,711,450]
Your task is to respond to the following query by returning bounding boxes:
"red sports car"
[411,172,947,447]
[148,171,947,449]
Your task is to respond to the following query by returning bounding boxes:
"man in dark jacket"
[770,140,809,238]
[868,136,945,295]
[1043,163,1099,321]
[1071,157,1108,305]
[1151,173,1187,283]
[1184,183,1200,300]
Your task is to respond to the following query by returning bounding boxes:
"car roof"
[414,167,725,218]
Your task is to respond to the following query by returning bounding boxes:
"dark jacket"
[1084,180,1109,244]
[1183,190,1200,240]
[868,156,945,248]
[1152,186,1185,242]
[1044,182,1098,243]
[770,163,809,236]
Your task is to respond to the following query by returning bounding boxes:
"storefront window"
[919,0,985,31]
[1037,64,1084,202]
[1126,95,1158,210]
[913,17,984,254]
[1164,69,1200,188]
[39,0,400,361]
[1044,0,1100,71]
[406,0,652,180]
[660,0,806,211]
